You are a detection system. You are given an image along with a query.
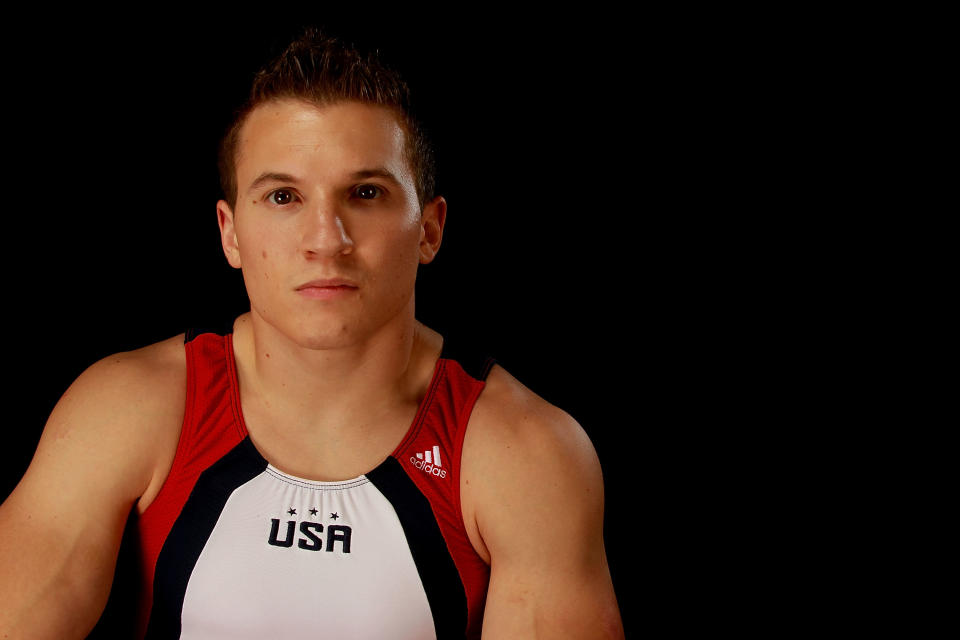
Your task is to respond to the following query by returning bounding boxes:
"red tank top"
[134,327,495,639]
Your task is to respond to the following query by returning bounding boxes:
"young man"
[0,31,623,639]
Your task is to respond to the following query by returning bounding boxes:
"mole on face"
[262,250,268,259]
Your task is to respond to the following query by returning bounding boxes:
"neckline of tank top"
[264,461,374,490]
[221,331,448,486]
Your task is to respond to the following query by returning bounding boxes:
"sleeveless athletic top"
[134,326,496,639]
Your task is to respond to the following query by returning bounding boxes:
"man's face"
[217,99,445,349]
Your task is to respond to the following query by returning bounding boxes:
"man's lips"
[295,278,359,299]
[296,278,358,290]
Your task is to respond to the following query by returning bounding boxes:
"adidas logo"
[410,445,447,479]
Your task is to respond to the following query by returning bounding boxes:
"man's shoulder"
[472,364,589,447]
[65,333,188,425]
[80,333,186,392]
[466,363,602,489]
[461,364,605,563]
[128,332,187,373]
[12,333,191,517]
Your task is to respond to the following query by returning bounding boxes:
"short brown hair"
[218,28,436,211]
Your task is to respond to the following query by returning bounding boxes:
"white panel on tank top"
[178,465,437,640]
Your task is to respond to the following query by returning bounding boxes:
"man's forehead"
[236,99,409,178]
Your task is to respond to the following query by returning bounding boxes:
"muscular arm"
[0,343,183,639]
[465,369,624,639]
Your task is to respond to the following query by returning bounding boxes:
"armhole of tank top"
[139,331,198,519]
[444,335,499,551]
[180,332,199,464]
[453,379,487,549]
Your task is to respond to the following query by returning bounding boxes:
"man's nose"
[300,200,354,258]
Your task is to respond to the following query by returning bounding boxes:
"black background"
[2,11,652,637]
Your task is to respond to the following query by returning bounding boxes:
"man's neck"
[230,307,440,437]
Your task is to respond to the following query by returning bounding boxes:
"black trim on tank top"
[440,336,497,382]
[184,318,235,343]
[366,456,468,640]
[145,437,267,639]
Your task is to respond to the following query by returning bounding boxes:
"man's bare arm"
[465,368,624,639]
[0,342,184,639]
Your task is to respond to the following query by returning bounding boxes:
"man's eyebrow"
[349,168,403,185]
[246,168,403,194]
[246,172,299,194]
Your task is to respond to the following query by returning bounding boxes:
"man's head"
[218,29,435,213]
[214,30,446,350]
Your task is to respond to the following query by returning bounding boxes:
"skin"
[0,99,623,639]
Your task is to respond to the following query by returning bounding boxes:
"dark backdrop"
[2,13,644,637]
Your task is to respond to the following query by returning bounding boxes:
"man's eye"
[354,185,382,200]
[267,189,297,205]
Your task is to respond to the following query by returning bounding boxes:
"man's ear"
[217,200,243,269]
[419,195,447,264]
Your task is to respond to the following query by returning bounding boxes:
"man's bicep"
[471,404,623,639]
[0,476,133,638]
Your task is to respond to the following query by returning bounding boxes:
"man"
[0,30,623,639]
